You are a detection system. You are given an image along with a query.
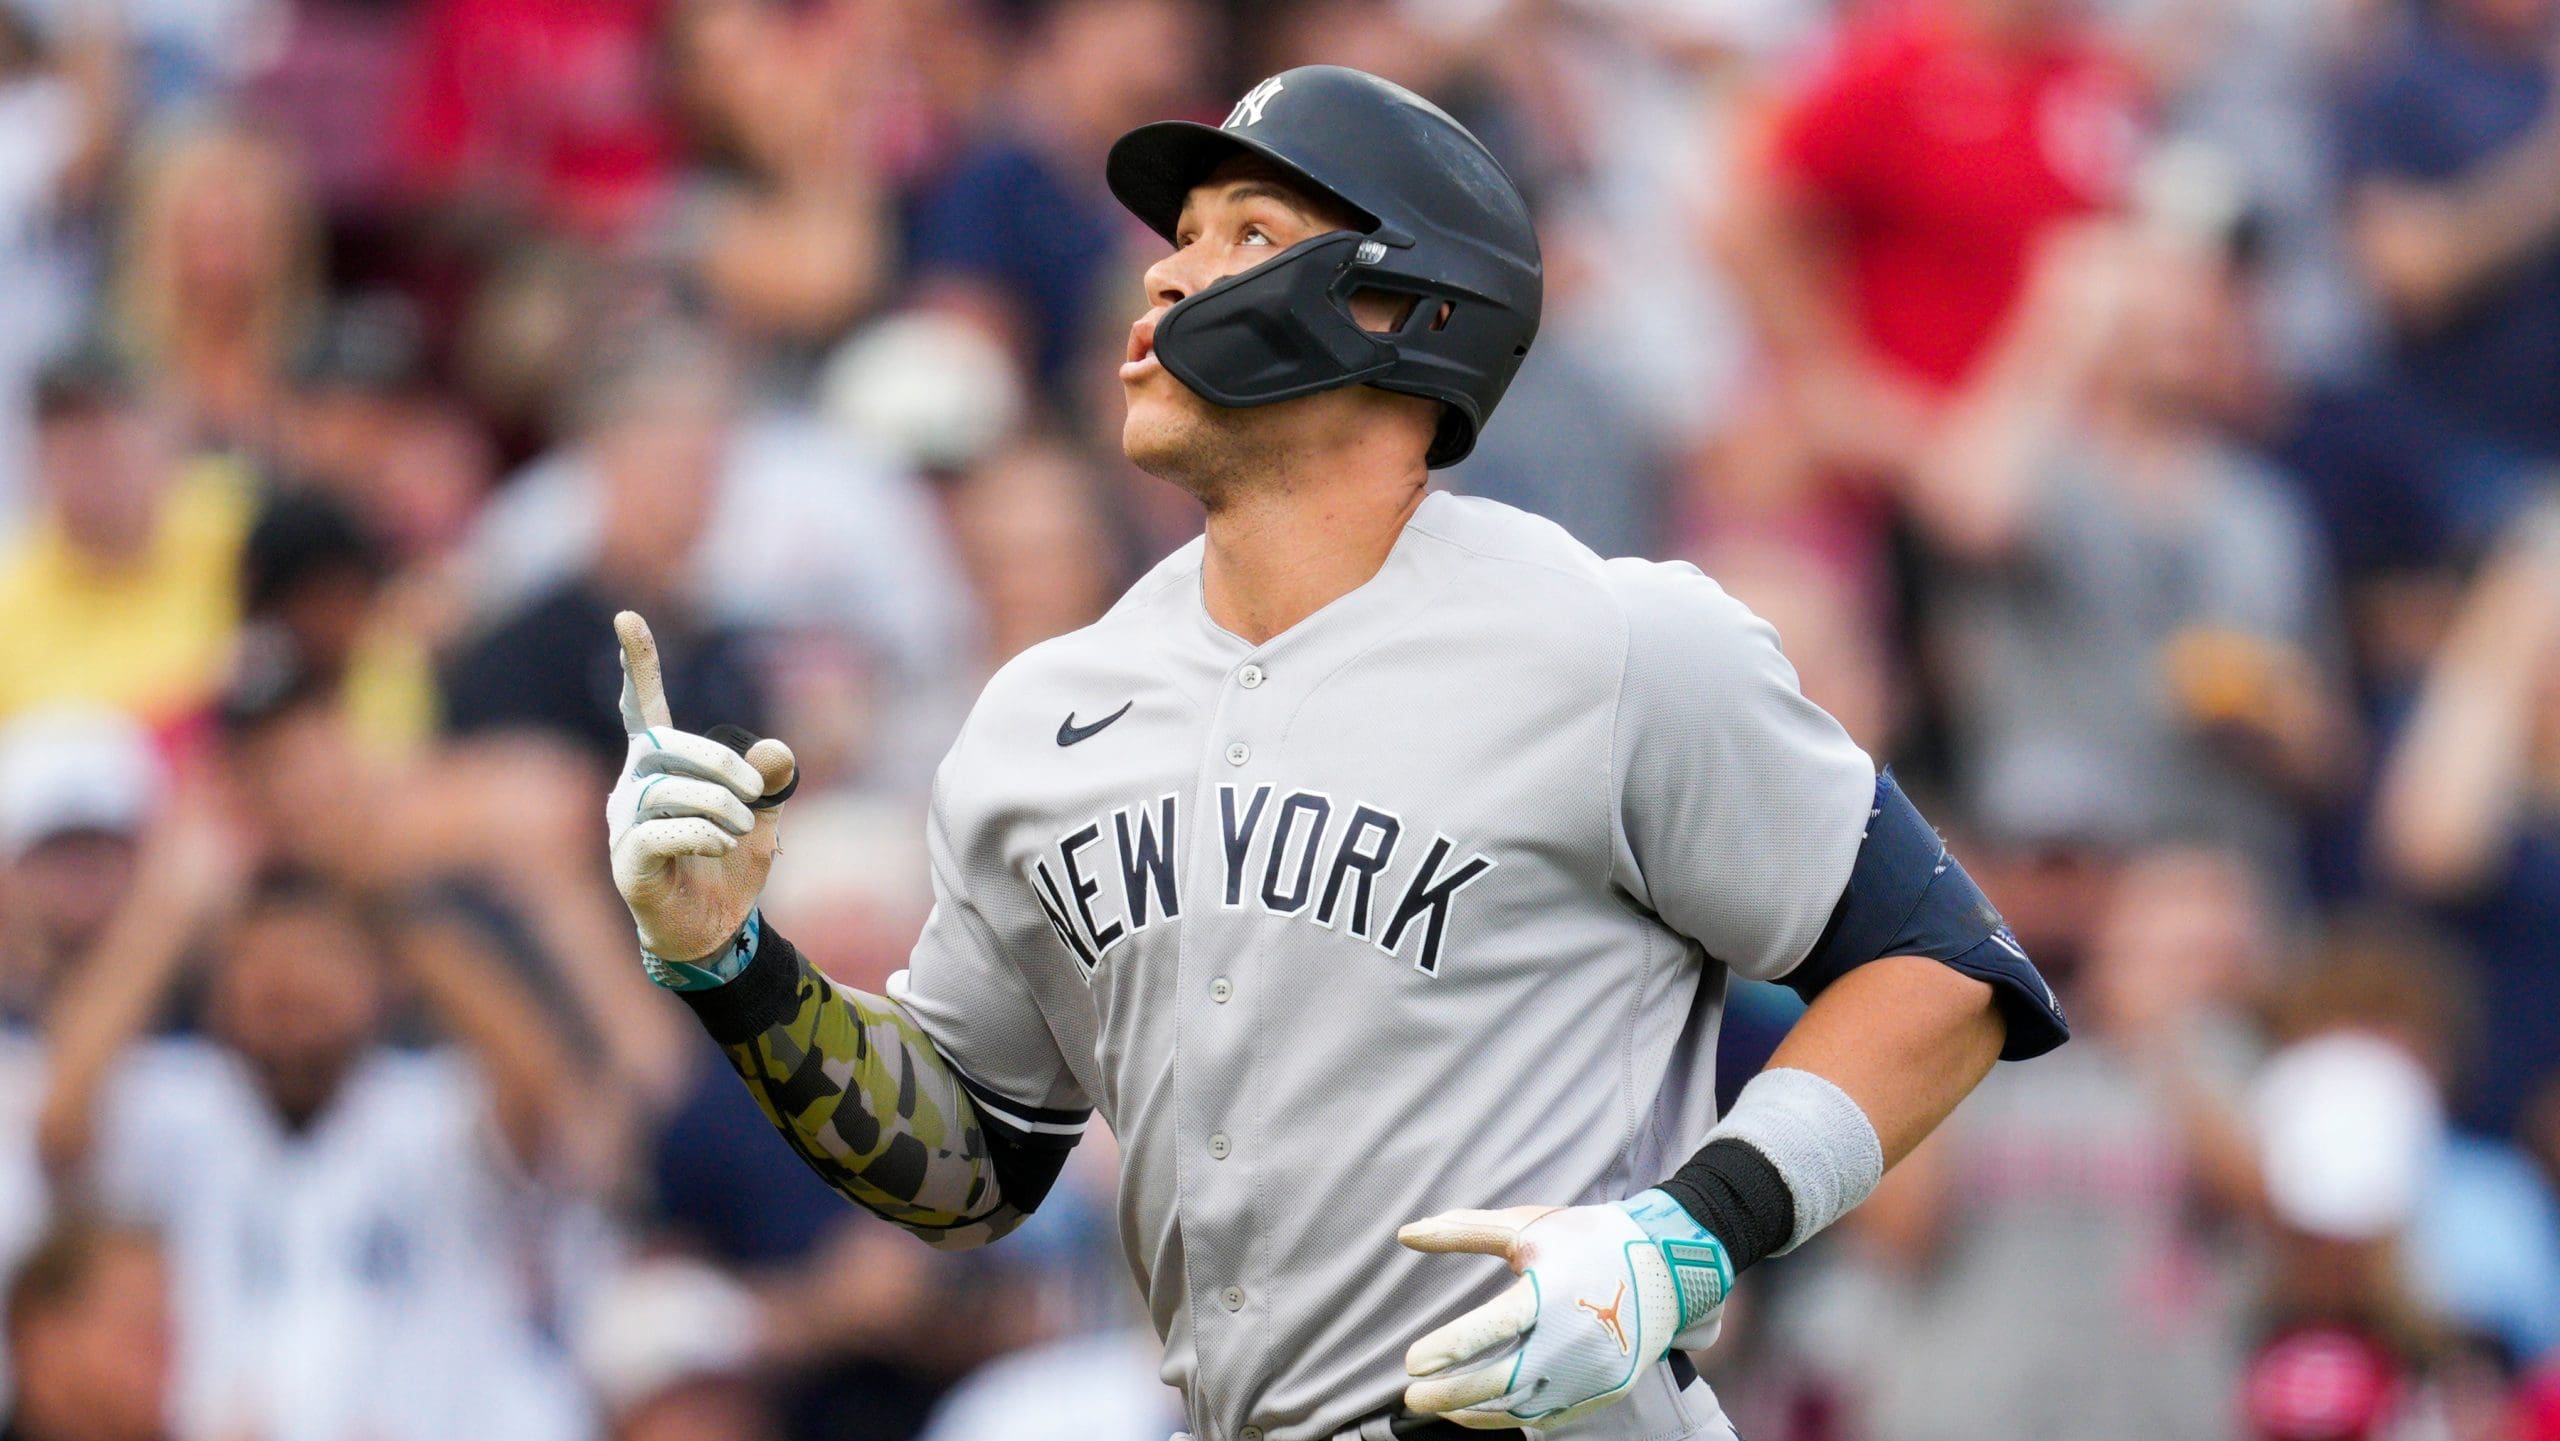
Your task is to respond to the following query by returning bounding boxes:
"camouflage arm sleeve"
[677,922,1041,1250]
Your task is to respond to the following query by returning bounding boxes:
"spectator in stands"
[1838,846,2268,1441]
[2119,17,2382,390]
[2373,503,2560,1136]
[816,308,1028,481]
[915,1326,1182,1441]
[944,437,1119,668]
[0,7,111,530]
[238,489,438,760]
[396,0,677,241]
[12,0,266,121]
[2525,1366,2560,1441]
[238,0,416,227]
[2532,1077,2560,1192]
[0,348,248,729]
[1721,0,2145,486]
[0,710,160,1392]
[576,1257,782,1441]
[2340,0,2560,464]
[456,320,975,785]
[664,0,890,346]
[0,1215,170,1441]
[278,296,491,562]
[113,124,321,459]
[36,870,597,1441]
[445,327,776,772]
[2270,924,2560,1368]
[2239,1025,2515,1441]
[2261,0,2560,585]
[1455,0,1809,465]
[907,0,1212,392]
[0,707,163,1026]
[214,640,690,1129]
[1910,222,2347,870]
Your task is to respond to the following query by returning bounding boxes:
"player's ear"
[1348,289,1423,333]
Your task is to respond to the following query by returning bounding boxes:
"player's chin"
[1120,388,1209,480]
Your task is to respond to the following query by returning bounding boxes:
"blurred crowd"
[3,0,2560,1439]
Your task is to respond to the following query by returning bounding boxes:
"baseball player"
[604,66,2068,1441]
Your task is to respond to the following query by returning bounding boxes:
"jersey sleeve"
[889,750,1095,1154]
[675,739,1089,1246]
[1607,559,1877,982]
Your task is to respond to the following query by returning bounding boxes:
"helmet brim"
[1106,120,1376,245]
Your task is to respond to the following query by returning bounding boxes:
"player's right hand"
[606,610,798,976]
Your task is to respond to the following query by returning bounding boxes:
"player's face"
[1120,160,1399,495]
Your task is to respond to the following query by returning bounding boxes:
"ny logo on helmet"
[1225,76,1284,129]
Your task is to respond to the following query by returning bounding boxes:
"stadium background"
[1,0,2558,1438]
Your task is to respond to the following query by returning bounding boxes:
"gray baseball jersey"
[889,493,1876,1441]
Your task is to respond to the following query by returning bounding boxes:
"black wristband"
[1659,1137,1796,1276]
[678,923,812,1046]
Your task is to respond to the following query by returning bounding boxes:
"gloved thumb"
[700,725,800,811]
[745,737,797,809]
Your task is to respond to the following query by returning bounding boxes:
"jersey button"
[1209,977,1232,1003]
[1207,1132,1231,1160]
[1238,663,1265,689]
[1225,742,1250,766]
[1241,1428,1265,1441]
[1220,1285,1246,1312]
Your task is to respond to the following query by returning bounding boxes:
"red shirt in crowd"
[1766,0,2145,391]
[398,0,678,240]
[2519,1365,2560,1441]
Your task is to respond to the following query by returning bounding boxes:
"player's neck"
[1198,469,1429,645]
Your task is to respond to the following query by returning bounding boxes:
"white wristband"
[1706,1067,1884,1254]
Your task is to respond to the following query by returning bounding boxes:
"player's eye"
[1174,230,1198,250]
[1240,224,1274,247]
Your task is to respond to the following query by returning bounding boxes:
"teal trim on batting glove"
[1622,1187,1735,1346]
[1399,1190,1740,1428]
[642,909,763,992]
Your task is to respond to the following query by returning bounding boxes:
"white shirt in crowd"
[94,1039,596,1441]
[918,1329,1186,1441]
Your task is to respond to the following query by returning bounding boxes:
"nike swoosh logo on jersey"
[1056,702,1134,747]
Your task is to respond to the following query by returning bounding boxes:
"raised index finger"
[616,610,673,734]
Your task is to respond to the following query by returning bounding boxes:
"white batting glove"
[1398,1190,1733,1430]
[605,611,798,982]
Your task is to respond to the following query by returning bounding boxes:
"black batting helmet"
[1106,65,1541,468]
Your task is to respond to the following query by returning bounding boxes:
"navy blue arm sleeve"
[1784,771,2069,1061]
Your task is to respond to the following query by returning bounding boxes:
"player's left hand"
[1397,1190,1733,1429]
[607,610,798,975]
